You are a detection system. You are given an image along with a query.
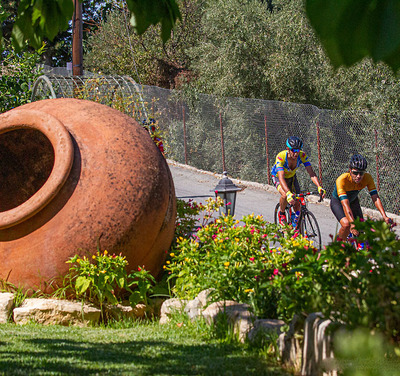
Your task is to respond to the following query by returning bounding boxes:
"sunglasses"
[351,170,365,176]
[290,149,301,153]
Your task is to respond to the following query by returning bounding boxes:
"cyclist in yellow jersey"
[330,154,393,239]
[271,136,325,225]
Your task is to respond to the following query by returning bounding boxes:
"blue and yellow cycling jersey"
[271,150,311,178]
[332,172,378,202]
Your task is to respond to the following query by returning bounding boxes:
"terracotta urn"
[0,98,176,292]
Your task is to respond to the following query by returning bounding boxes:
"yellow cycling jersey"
[271,150,311,178]
[332,172,378,202]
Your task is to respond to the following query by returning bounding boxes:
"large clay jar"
[0,98,176,292]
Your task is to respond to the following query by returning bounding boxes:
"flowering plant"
[128,266,156,307]
[66,250,128,308]
[165,213,316,318]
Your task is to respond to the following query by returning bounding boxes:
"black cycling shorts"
[330,196,363,222]
[272,174,300,194]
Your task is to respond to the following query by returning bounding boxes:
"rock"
[247,318,286,343]
[0,292,14,323]
[13,298,101,326]
[184,298,203,321]
[184,289,216,321]
[159,298,188,324]
[196,288,215,307]
[104,303,149,320]
[202,300,255,342]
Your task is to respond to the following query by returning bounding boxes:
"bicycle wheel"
[274,203,291,225]
[299,211,322,250]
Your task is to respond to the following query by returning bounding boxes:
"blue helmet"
[286,136,303,150]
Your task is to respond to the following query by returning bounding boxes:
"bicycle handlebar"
[293,191,324,202]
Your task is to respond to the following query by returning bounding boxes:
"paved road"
[168,160,340,246]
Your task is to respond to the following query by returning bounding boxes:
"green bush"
[167,201,400,345]
[166,212,315,319]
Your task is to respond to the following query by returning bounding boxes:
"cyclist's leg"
[350,198,363,219]
[292,175,301,212]
[330,197,349,239]
[272,175,288,213]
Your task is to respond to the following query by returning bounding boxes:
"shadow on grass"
[0,335,289,375]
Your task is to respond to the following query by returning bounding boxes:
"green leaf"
[306,0,400,72]
[126,0,181,43]
[75,276,91,294]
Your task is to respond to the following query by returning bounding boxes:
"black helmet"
[349,154,367,170]
[286,136,303,150]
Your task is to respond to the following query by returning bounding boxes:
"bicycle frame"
[289,192,318,230]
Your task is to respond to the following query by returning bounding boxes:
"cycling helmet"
[286,136,303,150]
[349,154,367,170]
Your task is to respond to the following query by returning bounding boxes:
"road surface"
[168,160,341,246]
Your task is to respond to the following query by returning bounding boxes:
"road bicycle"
[274,191,323,250]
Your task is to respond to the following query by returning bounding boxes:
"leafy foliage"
[84,0,201,88]
[306,0,400,72]
[66,250,157,317]
[2,0,181,52]
[167,201,400,345]
[0,44,43,113]
[166,211,316,319]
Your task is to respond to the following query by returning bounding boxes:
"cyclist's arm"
[277,170,291,194]
[305,165,325,196]
[371,194,392,224]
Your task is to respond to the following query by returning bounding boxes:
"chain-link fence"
[140,85,399,215]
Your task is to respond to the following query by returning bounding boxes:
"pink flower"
[370,228,376,232]
[273,268,279,275]
[359,218,365,222]
[262,234,267,238]
[227,202,232,205]
[249,257,255,262]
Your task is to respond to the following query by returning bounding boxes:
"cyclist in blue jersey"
[271,136,325,225]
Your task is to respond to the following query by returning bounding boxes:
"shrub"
[166,212,315,319]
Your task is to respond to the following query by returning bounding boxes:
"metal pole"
[182,105,188,165]
[316,121,323,186]
[72,0,83,76]
[264,115,271,185]
[375,129,380,191]
[219,112,226,172]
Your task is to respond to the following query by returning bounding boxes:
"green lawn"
[0,320,292,375]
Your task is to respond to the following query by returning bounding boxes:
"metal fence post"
[316,121,323,186]
[264,115,271,185]
[219,112,226,172]
[182,105,188,165]
[374,128,381,191]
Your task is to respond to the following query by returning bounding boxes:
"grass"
[0,318,292,376]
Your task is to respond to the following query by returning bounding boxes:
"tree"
[2,0,400,73]
[84,0,202,88]
[0,44,44,113]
